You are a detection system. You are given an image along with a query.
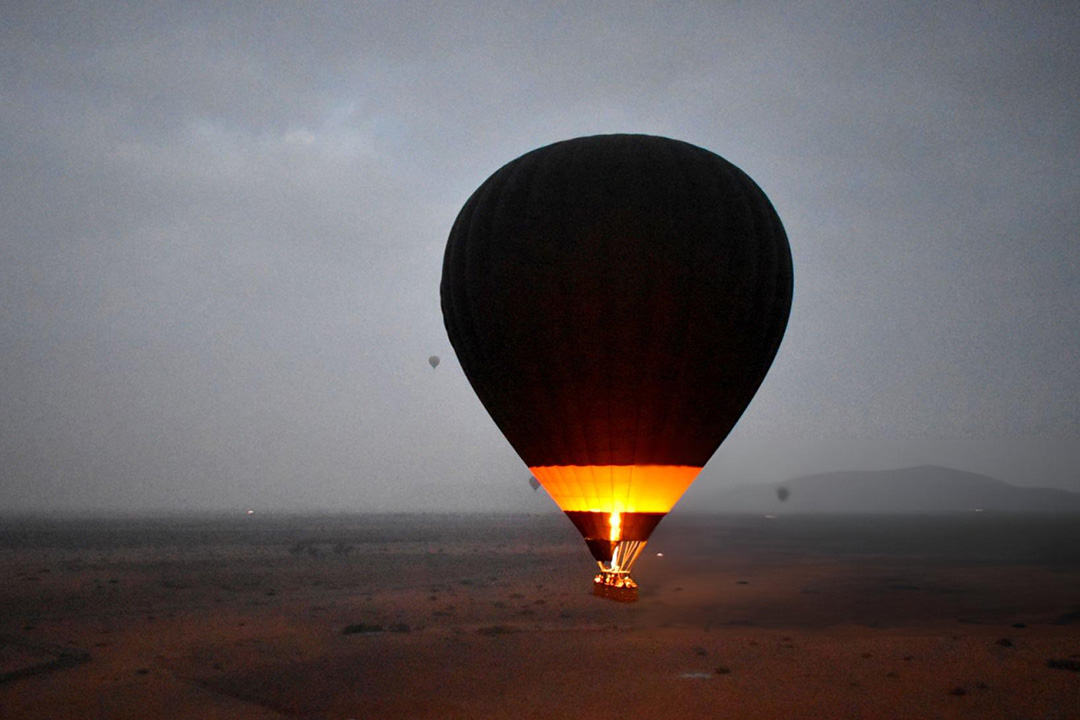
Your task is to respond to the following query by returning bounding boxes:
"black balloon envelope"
[441,134,792,599]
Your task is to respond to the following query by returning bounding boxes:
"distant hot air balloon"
[529,475,541,492]
[428,355,440,369]
[777,486,791,502]
[442,135,792,600]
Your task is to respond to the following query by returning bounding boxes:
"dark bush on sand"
[342,623,383,634]
[1046,659,1080,672]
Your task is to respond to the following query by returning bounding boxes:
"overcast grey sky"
[2,1,1079,513]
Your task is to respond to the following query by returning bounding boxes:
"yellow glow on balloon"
[528,465,702,513]
[609,510,621,542]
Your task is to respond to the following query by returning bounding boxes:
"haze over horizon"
[3,2,1079,513]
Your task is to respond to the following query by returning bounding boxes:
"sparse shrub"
[1047,659,1080,672]
[342,623,383,634]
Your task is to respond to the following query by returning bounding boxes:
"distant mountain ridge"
[712,465,1080,513]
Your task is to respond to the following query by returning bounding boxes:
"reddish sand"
[1,513,1079,719]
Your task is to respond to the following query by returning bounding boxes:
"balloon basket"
[593,572,638,602]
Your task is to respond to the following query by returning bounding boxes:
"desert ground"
[1,512,1079,719]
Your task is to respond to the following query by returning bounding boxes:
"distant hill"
[712,465,1080,514]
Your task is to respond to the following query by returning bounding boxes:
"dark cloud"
[2,1,1079,512]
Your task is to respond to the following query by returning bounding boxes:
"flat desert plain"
[2,512,1079,719]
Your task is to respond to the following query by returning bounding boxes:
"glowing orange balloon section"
[527,465,703,601]
[527,465,701,514]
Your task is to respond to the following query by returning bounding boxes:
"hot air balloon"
[441,135,792,600]
[428,355,440,369]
